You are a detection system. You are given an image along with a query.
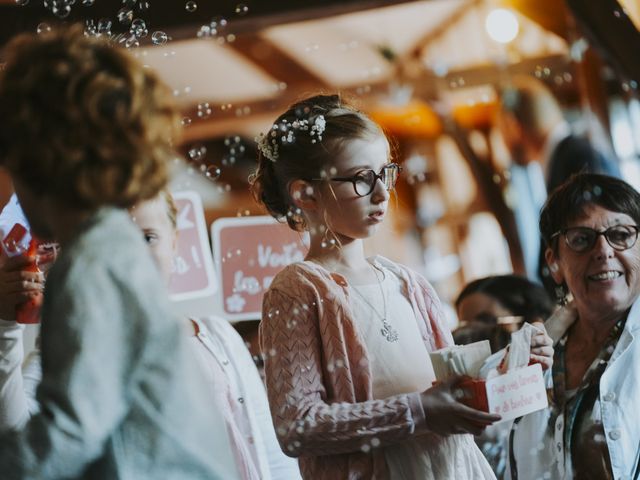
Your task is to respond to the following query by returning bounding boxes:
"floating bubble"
[15,0,29,6]
[205,165,222,180]
[120,34,140,49]
[82,0,95,5]
[117,7,134,25]
[37,23,52,34]
[235,3,248,15]
[181,116,192,126]
[130,18,148,38]
[151,31,168,45]
[137,0,150,11]
[197,102,212,119]
[188,144,207,162]
[53,4,71,18]
[185,1,197,12]
[85,20,98,36]
[97,18,112,35]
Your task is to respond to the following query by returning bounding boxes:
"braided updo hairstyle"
[249,94,385,231]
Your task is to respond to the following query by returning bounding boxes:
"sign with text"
[169,191,217,306]
[211,216,309,321]
[485,363,548,422]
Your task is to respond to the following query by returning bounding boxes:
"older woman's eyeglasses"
[312,163,402,197]
[552,225,640,253]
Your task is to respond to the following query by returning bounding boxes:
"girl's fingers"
[531,346,553,356]
[530,354,553,370]
[455,402,502,424]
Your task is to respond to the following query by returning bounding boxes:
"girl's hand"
[420,377,501,436]
[0,254,44,321]
[529,321,553,371]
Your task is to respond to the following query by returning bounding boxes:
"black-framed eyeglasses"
[551,225,640,253]
[309,163,402,197]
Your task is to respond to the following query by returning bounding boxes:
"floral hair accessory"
[255,114,326,162]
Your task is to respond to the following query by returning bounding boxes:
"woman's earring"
[554,284,568,306]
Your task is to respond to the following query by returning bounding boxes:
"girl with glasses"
[250,94,527,479]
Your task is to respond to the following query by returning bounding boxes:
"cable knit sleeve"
[259,268,427,458]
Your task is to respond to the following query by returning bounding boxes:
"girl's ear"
[289,180,317,211]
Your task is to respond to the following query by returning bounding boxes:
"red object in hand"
[458,377,489,412]
[15,238,42,324]
[2,223,28,256]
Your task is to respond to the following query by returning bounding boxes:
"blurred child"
[130,191,301,480]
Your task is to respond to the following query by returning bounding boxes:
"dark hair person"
[0,27,238,478]
[455,274,554,351]
[508,173,640,480]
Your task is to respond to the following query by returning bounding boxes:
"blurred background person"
[508,173,640,480]
[455,274,555,352]
[130,191,301,480]
[454,274,554,479]
[0,27,238,479]
[497,75,622,294]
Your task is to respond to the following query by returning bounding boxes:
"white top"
[507,301,640,480]
[190,316,301,480]
[349,262,495,480]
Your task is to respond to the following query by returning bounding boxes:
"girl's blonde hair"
[0,26,180,209]
[249,94,384,232]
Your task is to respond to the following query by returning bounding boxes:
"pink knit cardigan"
[259,257,455,480]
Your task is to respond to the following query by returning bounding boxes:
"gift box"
[430,329,549,422]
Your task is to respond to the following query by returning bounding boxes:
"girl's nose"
[370,178,389,203]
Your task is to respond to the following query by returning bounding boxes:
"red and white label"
[211,216,308,321]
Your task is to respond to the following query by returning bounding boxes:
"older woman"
[507,173,640,480]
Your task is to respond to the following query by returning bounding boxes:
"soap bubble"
[185,1,197,12]
[117,7,134,25]
[188,144,207,162]
[15,0,29,6]
[37,23,52,34]
[151,31,168,45]
[130,18,148,38]
[205,165,222,181]
[97,18,112,36]
[197,102,212,119]
[235,3,249,15]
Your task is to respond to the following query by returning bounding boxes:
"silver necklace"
[350,264,399,343]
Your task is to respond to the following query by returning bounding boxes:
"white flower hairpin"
[255,114,326,162]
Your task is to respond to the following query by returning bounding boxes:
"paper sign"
[485,363,548,422]
[211,216,308,321]
[169,191,217,303]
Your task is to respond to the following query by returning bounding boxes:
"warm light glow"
[485,8,519,44]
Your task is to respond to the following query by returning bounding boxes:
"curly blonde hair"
[0,26,180,209]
